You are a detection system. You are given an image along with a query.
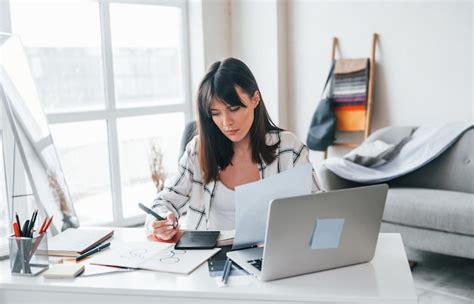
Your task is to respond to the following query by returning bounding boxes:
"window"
[117,113,184,218]
[0,132,9,256]
[8,0,191,226]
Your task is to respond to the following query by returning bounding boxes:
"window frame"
[5,0,193,227]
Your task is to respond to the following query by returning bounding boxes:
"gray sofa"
[318,126,474,259]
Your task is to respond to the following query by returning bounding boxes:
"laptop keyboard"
[247,258,263,271]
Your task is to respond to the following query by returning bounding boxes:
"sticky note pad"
[310,218,345,250]
[43,263,85,279]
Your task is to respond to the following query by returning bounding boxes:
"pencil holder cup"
[9,233,49,276]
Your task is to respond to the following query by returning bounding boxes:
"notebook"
[43,264,85,279]
[48,227,114,257]
[90,241,220,274]
[216,230,235,247]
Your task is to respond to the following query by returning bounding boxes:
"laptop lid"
[260,184,388,281]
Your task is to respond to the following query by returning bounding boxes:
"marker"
[22,220,30,238]
[221,258,232,284]
[28,209,38,237]
[138,203,177,228]
[15,213,22,236]
[13,223,21,237]
[75,242,111,262]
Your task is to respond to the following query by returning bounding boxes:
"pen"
[138,203,177,228]
[41,216,53,234]
[15,213,22,236]
[221,258,232,284]
[39,217,49,234]
[22,220,30,238]
[28,209,38,237]
[76,242,111,262]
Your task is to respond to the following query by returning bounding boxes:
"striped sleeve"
[145,139,197,236]
[151,138,197,218]
[292,141,322,193]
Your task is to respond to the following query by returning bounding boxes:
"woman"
[147,58,320,240]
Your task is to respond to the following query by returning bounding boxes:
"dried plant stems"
[47,170,69,215]
[47,170,79,230]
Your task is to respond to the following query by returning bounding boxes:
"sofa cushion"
[383,188,474,236]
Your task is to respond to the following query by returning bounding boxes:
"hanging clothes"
[331,58,370,131]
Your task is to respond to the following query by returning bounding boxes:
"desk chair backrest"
[179,121,197,160]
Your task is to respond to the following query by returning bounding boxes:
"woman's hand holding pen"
[152,212,179,240]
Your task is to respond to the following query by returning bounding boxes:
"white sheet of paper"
[89,241,172,269]
[89,241,220,274]
[140,247,221,274]
[234,163,313,248]
[81,264,133,277]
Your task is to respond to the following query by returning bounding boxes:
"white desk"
[0,228,417,304]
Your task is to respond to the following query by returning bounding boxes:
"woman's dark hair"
[197,57,282,184]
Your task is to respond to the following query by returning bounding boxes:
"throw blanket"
[324,122,473,183]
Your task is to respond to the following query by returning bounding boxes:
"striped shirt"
[145,130,321,232]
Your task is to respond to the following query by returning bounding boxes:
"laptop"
[227,184,388,281]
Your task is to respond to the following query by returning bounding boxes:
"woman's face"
[210,86,260,144]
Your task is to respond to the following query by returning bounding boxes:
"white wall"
[288,1,473,140]
[230,0,289,128]
[201,0,231,66]
[188,0,232,107]
[188,0,231,115]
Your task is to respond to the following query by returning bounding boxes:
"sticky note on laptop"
[310,218,345,249]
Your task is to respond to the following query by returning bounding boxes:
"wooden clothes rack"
[324,33,378,159]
